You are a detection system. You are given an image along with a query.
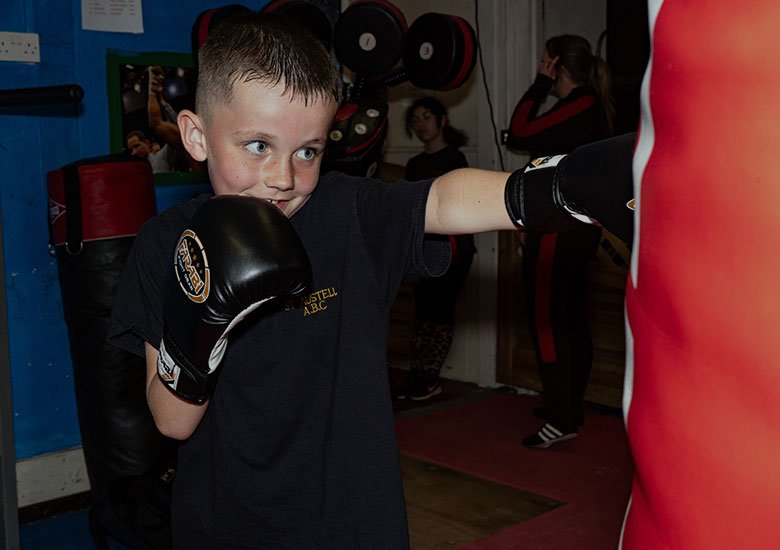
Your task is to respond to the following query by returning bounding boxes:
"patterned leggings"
[410,246,474,376]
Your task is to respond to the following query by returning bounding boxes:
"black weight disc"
[333,0,407,75]
[440,15,477,90]
[403,12,476,91]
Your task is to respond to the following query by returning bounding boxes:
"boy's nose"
[265,159,295,191]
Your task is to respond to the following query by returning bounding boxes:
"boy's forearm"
[425,168,517,234]
[145,342,208,440]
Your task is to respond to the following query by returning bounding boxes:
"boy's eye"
[245,141,268,154]
[295,147,316,161]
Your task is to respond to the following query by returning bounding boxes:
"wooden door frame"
[473,0,539,387]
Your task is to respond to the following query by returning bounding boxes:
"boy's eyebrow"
[234,130,276,141]
[234,131,328,147]
[304,137,328,146]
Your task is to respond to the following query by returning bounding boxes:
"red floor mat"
[395,391,633,549]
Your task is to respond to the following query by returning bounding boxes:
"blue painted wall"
[0,0,272,460]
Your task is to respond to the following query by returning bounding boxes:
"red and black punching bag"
[48,154,174,548]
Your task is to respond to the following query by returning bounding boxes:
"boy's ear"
[178,109,208,162]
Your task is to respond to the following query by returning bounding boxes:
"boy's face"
[180,80,338,218]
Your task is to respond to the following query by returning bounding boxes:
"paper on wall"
[82,0,144,34]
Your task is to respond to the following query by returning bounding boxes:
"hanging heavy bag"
[47,154,175,549]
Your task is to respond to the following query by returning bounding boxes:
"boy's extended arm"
[425,168,517,234]
[427,133,635,242]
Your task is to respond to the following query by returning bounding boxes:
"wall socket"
[0,32,40,63]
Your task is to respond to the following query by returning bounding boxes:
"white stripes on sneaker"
[540,422,564,440]
[534,423,578,448]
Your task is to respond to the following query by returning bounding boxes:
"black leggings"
[522,226,602,430]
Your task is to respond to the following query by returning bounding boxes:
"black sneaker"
[522,423,578,449]
[407,377,442,401]
[393,374,415,400]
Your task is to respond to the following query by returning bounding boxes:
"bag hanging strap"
[63,163,83,255]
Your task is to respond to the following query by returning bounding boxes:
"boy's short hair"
[196,12,342,118]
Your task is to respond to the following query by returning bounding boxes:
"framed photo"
[107,50,209,187]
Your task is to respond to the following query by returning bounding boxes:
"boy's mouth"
[265,199,288,211]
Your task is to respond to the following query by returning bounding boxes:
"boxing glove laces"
[157,195,312,403]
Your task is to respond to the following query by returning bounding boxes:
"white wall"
[541,0,607,56]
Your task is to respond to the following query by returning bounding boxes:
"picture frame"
[106,50,209,187]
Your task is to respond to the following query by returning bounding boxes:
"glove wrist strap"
[504,156,584,232]
[157,328,214,404]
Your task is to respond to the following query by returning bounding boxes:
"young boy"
[108,12,522,549]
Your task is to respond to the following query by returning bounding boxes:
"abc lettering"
[304,301,328,316]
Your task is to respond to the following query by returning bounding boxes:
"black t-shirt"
[405,145,467,182]
[108,171,448,549]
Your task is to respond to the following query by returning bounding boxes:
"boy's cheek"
[296,179,319,197]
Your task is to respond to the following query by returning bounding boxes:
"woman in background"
[395,97,476,401]
[506,34,614,448]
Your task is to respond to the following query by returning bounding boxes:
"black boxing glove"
[504,153,586,233]
[156,195,312,403]
[504,132,636,243]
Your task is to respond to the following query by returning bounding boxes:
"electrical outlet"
[0,32,40,63]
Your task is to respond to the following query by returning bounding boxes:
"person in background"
[505,34,615,449]
[126,66,201,173]
[125,129,179,174]
[394,97,476,401]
